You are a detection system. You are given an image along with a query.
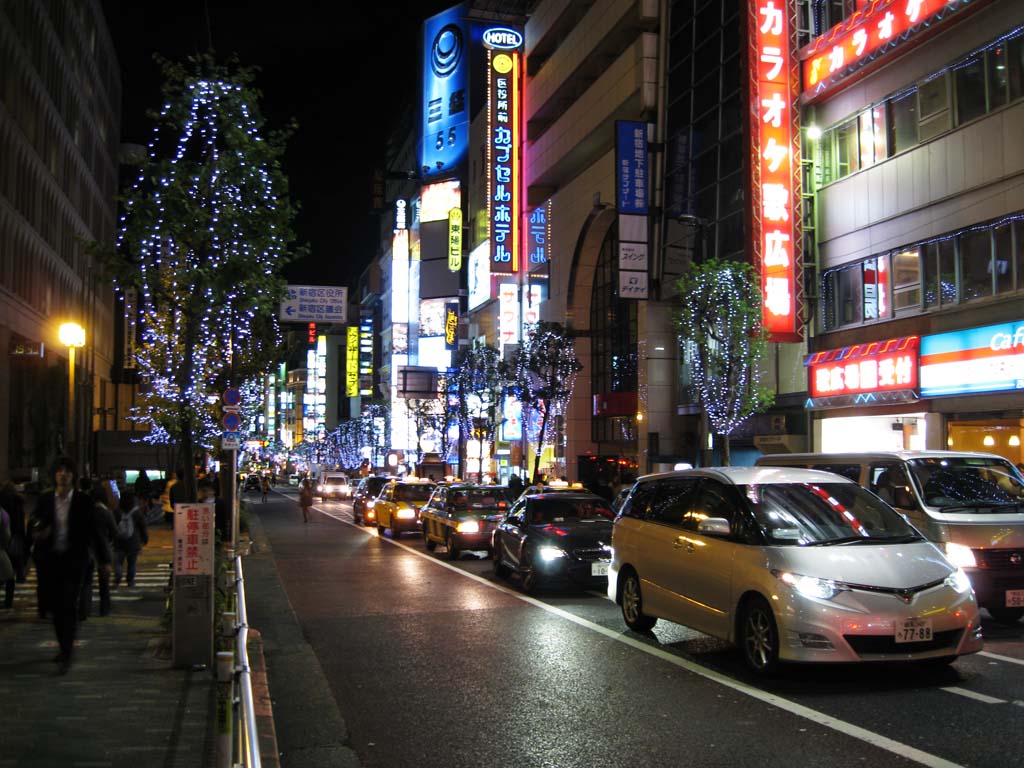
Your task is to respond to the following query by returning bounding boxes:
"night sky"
[100,0,455,288]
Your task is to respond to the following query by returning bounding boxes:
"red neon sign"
[807,336,919,397]
[802,0,959,98]
[753,0,800,341]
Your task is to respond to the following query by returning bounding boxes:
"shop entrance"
[947,419,1024,466]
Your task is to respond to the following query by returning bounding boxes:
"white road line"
[941,687,1006,704]
[979,650,1024,667]
[316,516,966,768]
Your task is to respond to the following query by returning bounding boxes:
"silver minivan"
[608,467,982,673]
[756,451,1024,624]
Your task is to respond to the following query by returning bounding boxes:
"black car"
[242,474,262,492]
[491,492,614,592]
[352,475,391,525]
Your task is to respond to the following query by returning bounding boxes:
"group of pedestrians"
[1,456,153,675]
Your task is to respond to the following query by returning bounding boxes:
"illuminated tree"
[510,322,582,483]
[406,370,454,469]
[107,55,302,499]
[451,342,510,481]
[676,258,774,466]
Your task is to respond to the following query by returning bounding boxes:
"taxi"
[372,478,436,538]
[419,484,515,559]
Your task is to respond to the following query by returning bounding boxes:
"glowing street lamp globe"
[59,322,85,348]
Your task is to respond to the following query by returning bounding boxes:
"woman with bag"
[114,493,149,587]
[299,479,314,524]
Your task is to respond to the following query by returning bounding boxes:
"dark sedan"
[352,475,390,525]
[491,492,614,592]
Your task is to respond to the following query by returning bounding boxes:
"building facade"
[0,0,122,481]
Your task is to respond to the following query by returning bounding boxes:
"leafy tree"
[451,342,510,481]
[406,370,454,468]
[105,55,302,499]
[510,322,582,483]
[675,257,774,466]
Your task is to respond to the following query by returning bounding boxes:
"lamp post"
[58,322,86,464]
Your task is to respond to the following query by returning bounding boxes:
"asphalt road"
[245,487,1024,768]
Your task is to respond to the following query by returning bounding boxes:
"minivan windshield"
[907,457,1024,511]
[744,482,923,546]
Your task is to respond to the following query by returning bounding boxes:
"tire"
[520,554,540,594]
[739,597,780,674]
[447,531,460,561]
[377,521,386,535]
[424,530,437,551]
[987,607,1024,625]
[620,569,656,632]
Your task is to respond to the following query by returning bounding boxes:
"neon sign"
[346,327,359,397]
[807,336,919,397]
[486,28,522,274]
[752,0,801,341]
[921,321,1024,397]
[802,0,964,99]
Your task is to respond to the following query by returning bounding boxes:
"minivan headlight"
[773,570,847,600]
[944,568,973,594]
[944,542,977,569]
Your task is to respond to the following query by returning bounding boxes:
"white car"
[608,466,983,673]
[318,473,353,501]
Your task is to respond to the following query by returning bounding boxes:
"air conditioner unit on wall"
[753,434,807,454]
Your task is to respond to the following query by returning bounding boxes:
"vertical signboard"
[526,201,551,277]
[616,121,650,300]
[498,282,520,346]
[123,287,138,370]
[485,26,523,274]
[346,326,359,397]
[420,6,469,180]
[448,207,463,271]
[751,0,802,341]
[358,314,374,396]
[444,301,459,350]
[172,502,214,668]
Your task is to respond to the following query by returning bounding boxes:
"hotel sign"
[486,27,522,273]
[751,0,801,342]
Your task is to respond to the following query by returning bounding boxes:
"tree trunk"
[721,432,731,467]
[532,407,550,484]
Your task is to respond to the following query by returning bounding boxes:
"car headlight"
[317,485,325,492]
[944,568,973,594]
[366,500,375,508]
[944,542,977,569]
[538,546,566,562]
[456,520,480,534]
[773,570,847,600]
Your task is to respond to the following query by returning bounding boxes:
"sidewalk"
[0,523,215,768]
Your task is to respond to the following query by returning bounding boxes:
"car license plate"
[591,561,609,577]
[1006,590,1024,607]
[894,618,933,643]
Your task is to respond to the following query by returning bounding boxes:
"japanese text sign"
[173,503,214,577]
[280,285,348,323]
[807,336,919,397]
[753,0,800,341]
[920,321,1024,397]
[802,1,961,99]
[616,121,649,214]
[486,30,522,273]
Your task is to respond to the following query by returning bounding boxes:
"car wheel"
[424,530,437,551]
[520,554,540,594]
[447,532,460,560]
[493,546,510,579]
[620,569,656,632]
[740,597,780,674]
[987,607,1024,625]
[377,522,386,535]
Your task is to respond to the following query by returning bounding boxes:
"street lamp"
[58,322,86,462]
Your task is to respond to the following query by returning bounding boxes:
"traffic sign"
[222,411,242,431]
[222,387,241,406]
[221,431,239,450]
[279,284,348,323]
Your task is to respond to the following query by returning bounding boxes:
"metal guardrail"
[232,554,261,768]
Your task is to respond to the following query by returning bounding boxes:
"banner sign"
[920,321,1024,397]
[807,336,918,398]
[616,121,649,214]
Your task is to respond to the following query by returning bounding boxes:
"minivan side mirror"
[698,518,731,536]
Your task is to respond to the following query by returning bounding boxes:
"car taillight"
[456,520,480,534]
[397,509,415,519]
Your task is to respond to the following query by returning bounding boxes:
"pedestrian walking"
[1,504,15,609]
[89,481,117,616]
[28,456,111,674]
[261,475,270,503]
[0,483,27,583]
[507,472,524,498]
[299,479,314,523]
[113,493,149,588]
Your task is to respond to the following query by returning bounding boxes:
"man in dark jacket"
[30,456,111,674]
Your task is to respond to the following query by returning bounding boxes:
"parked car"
[371,478,436,537]
[352,475,391,526]
[420,484,515,559]
[492,491,614,592]
[756,451,1024,624]
[318,473,353,502]
[242,474,262,492]
[608,466,984,674]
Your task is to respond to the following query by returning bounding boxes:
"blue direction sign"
[279,285,348,323]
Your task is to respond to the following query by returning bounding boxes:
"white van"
[755,451,1024,624]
